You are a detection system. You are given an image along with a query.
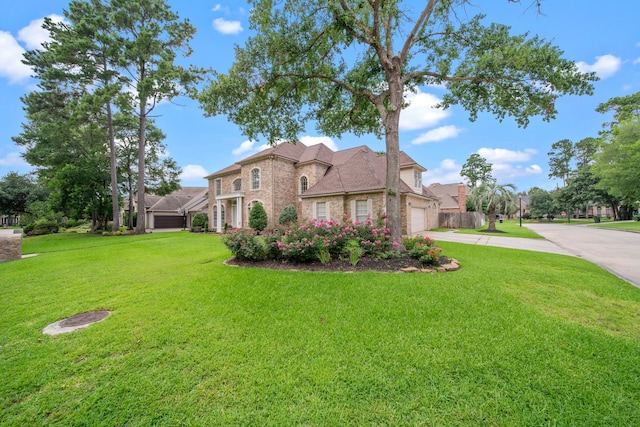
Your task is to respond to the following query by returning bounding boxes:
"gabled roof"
[303,147,385,195]
[302,146,432,198]
[147,187,208,212]
[427,182,471,197]
[205,163,240,178]
[238,141,308,164]
[427,183,470,209]
[207,141,331,178]
[207,141,432,199]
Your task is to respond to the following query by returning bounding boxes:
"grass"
[435,219,544,239]
[590,220,640,232]
[2,232,640,425]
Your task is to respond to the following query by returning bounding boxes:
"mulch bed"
[225,255,456,273]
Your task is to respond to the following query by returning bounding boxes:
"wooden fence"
[439,212,485,229]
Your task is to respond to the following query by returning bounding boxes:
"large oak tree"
[199,0,596,246]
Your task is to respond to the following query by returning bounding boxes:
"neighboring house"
[516,195,529,219]
[427,183,470,213]
[124,187,208,230]
[1,215,20,227]
[206,141,440,234]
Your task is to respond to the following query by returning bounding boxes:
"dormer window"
[414,170,422,188]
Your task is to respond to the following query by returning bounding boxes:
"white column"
[236,196,243,228]
[216,199,222,232]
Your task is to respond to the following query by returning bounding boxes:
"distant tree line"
[5,0,205,233]
[529,91,640,220]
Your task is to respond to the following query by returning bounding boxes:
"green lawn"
[590,220,640,232]
[2,232,640,425]
[436,219,544,239]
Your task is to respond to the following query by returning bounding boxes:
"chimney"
[458,183,467,212]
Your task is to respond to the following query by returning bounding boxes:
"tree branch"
[399,0,438,63]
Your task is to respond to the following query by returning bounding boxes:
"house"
[206,141,440,234]
[124,187,208,230]
[427,183,470,213]
[1,215,20,227]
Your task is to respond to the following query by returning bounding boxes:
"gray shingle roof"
[207,141,433,199]
[148,187,208,212]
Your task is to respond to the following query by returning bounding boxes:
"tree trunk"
[383,63,404,251]
[487,206,497,231]
[107,100,120,231]
[128,170,134,230]
[135,102,147,234]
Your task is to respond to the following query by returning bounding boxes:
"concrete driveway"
[524,223,640,288]
[421,222,640,288]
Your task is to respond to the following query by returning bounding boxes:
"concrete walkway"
[420,222,640,288]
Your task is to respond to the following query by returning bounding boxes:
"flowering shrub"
[275,215,393,262]
[221,229,268,261]
[403,235,442,266]
[222,213,446,267]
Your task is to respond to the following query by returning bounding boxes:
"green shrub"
[278,204,298,226]
[249,203,268,233]
[262,228,285,260]
[222,230,268,261]
[403,235,442,266]
[192,212,207,228]
[24,219,59,236]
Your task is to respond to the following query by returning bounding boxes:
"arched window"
[251,168,260,190]
[300,176,308,193]
[233,178,242,191]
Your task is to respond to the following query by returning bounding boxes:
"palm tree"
[472,182,518,232]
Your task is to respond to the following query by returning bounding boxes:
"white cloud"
[0,31,31,83]
[17,14,66,50]
[0,14,68,84]
[491,163,542,184]
[576,54,621,79]
[399,90,450,131]
[0,151,28,167]
[477,147,537,163]
[232,140,257,156]
[180,164,208,181]
[211,4,229,13]
[411,125,463,145]
[471,148,541,185]
[299,135,338,151]
[633,57,640,65]
[423,158,462,185]
[212,18,243,35]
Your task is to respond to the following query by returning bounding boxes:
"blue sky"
[1,1,639,193]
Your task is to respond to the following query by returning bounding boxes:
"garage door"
[154,215,183,229]
[410,208,425,234]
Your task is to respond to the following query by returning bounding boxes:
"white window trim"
[250,168,261,190]
[215,179,222,196]
[313,201,329,221]
[414,170,422,188]
[300,175,308,194]
[351,199,373,222]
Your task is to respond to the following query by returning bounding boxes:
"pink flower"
[392,242,399,247]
